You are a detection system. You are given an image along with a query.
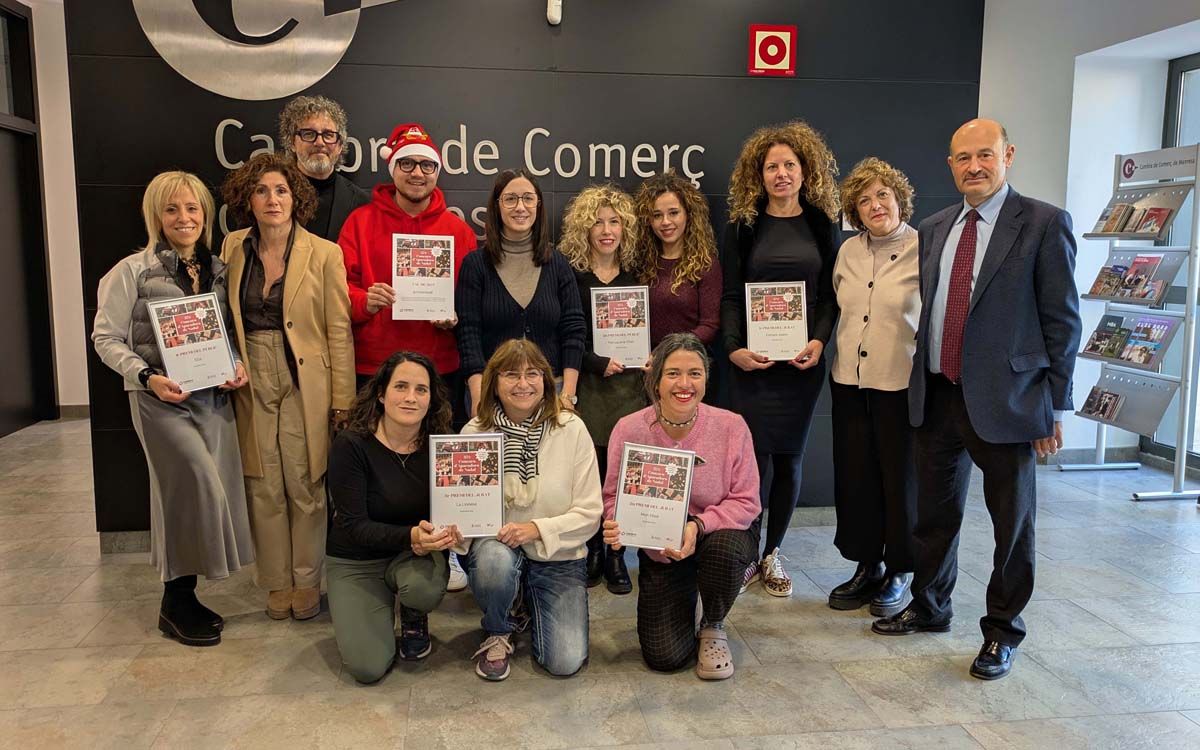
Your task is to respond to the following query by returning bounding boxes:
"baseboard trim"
[58,405,90,420]
[1045,446,1141,466]
[1137,451,1200,480]
[100,530,150,554]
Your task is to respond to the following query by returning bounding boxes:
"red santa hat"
[379,123,441,172]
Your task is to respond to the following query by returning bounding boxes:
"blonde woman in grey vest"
[93,171,254,648]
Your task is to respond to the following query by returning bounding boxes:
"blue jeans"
[466,537,589,676]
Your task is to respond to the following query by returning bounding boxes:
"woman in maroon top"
[635,173,723,353]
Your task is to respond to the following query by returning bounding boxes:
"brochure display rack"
[1067,145,1199,502]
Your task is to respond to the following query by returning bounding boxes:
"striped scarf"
[494,405,547,508]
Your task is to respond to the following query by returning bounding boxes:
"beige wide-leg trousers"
[244,330,326,591]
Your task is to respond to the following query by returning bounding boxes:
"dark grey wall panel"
[68,0,983,528]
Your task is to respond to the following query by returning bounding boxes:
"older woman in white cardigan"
[827,157,921,618]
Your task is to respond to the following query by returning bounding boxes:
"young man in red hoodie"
[339,123,478,420]
[338,123,478,592]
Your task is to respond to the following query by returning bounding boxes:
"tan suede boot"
[266,589,292,620]
[292,586,321,620]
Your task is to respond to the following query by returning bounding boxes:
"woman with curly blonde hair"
[826,157,919,617]
[561,183,645,593]
[635,172,722,351]
[719,120,840,598]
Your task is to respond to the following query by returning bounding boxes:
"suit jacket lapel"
[285,225,313,317]
[924,211,956,304]
[224,233,248,352]
[969,189,1024,313]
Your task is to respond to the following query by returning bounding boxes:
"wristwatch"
[563,393,578,405]
[137,367,159,388]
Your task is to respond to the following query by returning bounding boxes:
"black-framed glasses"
[295,129,342,145]
[397,157,439,175]
[500,193,539,209]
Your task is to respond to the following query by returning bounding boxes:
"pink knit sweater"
[603,405,760,556]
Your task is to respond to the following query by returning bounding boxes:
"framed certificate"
[613,443,694,551]
[392,234,455,320]
[745,281,808,361]
[590,285,651,367]
[430,434,504,537]
[147,292,236,392]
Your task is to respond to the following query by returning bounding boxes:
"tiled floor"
[3,419,1200,748]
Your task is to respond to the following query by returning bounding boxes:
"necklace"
[377,428,419,472]
[658,409,698,429]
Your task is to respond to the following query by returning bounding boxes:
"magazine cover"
[590,286,651,366]
[1082,314,1126,355]
[430,434,504,537]
[613,443,694,551]
[1136,207,1173,236]
[1088,264,1128,297]
[1120,316,1173,365]
[746,282,808,361]
[1098,327,1132,359]
[1101,203,1133,233]
[391,233,455,320]
[1091,205,1115,234]
[1119,255,1163,298]
[1122,208,1148,234]
[147,293,236,392]
[1080,386,1125,422]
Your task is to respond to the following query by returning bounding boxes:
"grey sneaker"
[473,633,514,681]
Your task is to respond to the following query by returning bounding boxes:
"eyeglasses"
[499,369,542,384]
[295,129,342,145]
[397,158,439,175]
[500,193,539,209]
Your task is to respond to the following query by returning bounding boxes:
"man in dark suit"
[871,119,1081,680]
[278,95,370,242]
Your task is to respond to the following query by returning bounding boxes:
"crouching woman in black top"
[326,350,463,684]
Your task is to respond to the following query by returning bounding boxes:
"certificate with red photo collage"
[614,443,695,551]
[746,281,808,361]
[147,293,236,392]
[430,434,504,537]
[590,286,651,366]
[392,233,455,320]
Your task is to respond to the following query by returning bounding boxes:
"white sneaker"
[447,552,468,592]
[761,548,792,597]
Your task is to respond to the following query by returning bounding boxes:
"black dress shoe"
[869,572,913,617]
[870,604,951,636]
[970,640,1016,680]
[604,548,632,595]
[586,539,605,588]
[828,561,885,611]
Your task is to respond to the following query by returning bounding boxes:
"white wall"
[980,0,1200,450]
[27,0,87,407]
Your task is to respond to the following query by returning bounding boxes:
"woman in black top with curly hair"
[720,120,841,599]
[325,351,463,684]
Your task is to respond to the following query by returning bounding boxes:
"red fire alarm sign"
[748,24,797,77]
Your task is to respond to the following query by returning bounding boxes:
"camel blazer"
[221,223,356,481]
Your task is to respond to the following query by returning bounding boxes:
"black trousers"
[829,381,916,572]
[635,528,757,671]
[911,374,1037,646]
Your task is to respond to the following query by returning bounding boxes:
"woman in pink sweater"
[602,333,760,680]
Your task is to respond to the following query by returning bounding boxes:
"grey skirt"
[129,389,255,582]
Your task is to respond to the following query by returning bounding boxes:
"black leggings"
[750,452,804,556]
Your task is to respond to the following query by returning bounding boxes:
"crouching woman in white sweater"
[460,338,602,681]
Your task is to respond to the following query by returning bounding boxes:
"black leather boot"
[827,561,885,610]
[586,530,605,588]
[159,576,221,647]
[604,547,632,595]
[869,571,913,617]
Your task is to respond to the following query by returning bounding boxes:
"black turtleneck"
[307,172,338,240]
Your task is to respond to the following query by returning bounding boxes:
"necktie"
[939,209,980,383]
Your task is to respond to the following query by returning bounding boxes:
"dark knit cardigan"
[455,248,587,377]
[719,196,840,354]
